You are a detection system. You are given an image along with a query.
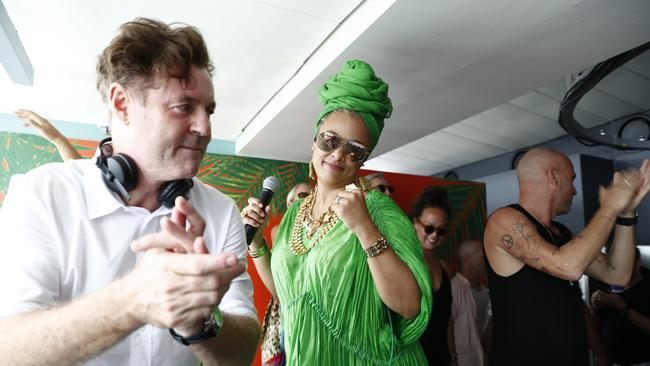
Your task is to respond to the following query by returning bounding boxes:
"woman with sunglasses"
[413,187,457,366]
[243,60,432,365]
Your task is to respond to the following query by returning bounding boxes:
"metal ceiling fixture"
[511,149,529,170]
[559,41,650,150]
[443,170,459,180]
[0,1,33,85]
[617,114,650,142]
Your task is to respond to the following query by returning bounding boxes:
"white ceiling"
[0,0,365,139]
[1,0,650,176]
[237,0,650,174]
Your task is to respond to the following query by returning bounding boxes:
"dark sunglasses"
[416,217,448,236]
[297,191,310,199]
[315,131,369,163]
[372,184,394,195]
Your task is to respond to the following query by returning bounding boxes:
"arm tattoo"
[568,234,584,245]
[596,254,616,272]
[607,246,616,271]
[512,221,539,251]
[518,255,541,263]
[513,222,524,234]
[607,261,616,271]
[501,235,514,249]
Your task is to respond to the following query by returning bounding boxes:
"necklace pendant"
[306,226,315,239]
[303,220,314,239]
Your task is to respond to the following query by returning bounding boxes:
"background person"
[413,186,457,365]
[484,147,649,366]
[13,109,82,161]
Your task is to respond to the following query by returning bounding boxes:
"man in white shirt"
[0,18,260,365]
[451,240,491,366]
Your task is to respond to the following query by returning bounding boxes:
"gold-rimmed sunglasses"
[315,131,369,163]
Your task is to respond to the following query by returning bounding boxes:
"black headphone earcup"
[105,153,137,192]
[158,179,194,208]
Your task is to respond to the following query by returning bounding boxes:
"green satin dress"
[271,191,432,365]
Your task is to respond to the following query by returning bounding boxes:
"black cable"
[558,41,650,150]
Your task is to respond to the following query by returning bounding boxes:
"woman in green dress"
[243,60,432,365]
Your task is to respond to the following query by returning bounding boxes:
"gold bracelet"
[248,241,269,259]
[365,236,390,258]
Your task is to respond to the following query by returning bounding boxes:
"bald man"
[483,148,650,366]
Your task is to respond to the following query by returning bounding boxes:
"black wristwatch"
[616,213,638,226]
[169,308,224,346]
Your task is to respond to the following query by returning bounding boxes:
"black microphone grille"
[262,176,281,192]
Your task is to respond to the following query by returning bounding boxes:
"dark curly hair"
[412,186,450,219]
[96,17,214,103]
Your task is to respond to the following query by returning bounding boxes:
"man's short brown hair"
[96,17,214,103]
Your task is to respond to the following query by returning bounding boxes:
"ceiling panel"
[252,0,362,21]
[364,151,453,175]
[423,132,507,157]
[444,118,531,150]
[576,88,642,124]
[537,78,568,100]
[483,103,565,138]
[397,139,481,167]
[624,52,650,79]
[509,91,563,121]
[595,67,650,110]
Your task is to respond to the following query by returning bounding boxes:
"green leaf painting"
[0,132,65,201]
[197,153,309,214]
[0,131,309,212]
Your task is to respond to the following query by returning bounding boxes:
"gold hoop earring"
[357,175,370,192]
[309,161,316,180]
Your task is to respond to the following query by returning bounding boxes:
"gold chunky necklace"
[289,188,340,255]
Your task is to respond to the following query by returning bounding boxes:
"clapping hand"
[622,159,650,215]
[126,196,244,335]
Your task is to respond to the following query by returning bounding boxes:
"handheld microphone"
[245,176,280,244]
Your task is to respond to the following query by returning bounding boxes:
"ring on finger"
[623,178,633,188]
[335,195,342,205]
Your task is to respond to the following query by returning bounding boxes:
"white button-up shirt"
[0,159,256,366]
[451,273,491,366]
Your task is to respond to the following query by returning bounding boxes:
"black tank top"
[420,268,452,366]
[486,204,589,366]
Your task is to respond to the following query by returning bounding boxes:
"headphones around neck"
[95,137,193,208]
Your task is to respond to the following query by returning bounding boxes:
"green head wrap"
[315,60,393,150]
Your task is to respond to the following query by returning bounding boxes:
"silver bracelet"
[365,236,390,258]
